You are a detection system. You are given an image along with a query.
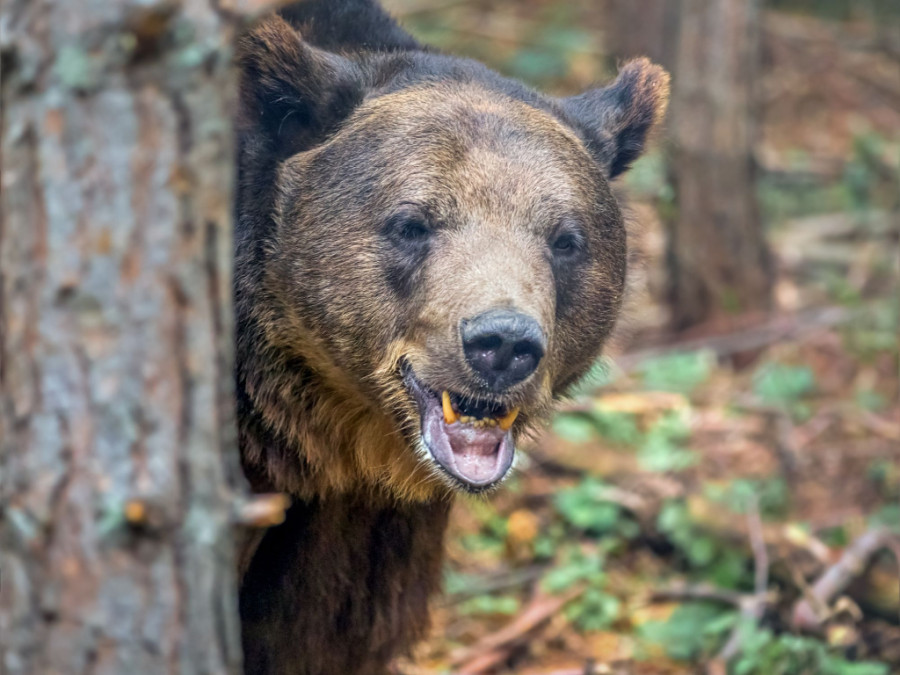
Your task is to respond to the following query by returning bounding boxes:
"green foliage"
[556,405,696,473]
[593,409,642,446]
[554,478,640,540]
[705,478,790,519]
[729,621,890,675]
[867,459,900,499]
[566,587,621,632]
[444,569,480,596]
[54,46,100,92]
[869,503,900,531]
[759,132,899,225]
[541,547,622,632]
[657,501,749,587]
[843,132,899,213]
[552,408,641,446]
[551,413,597,443]
[556,409,698,479]
[819,525,850,548]
[459,500,508,553]
[752,363,816,404]
[843,300,899,359]
[855,389,887,412]
[638,412,697,473]
[638,350,715,394]
[541,548,605,593]
[638,602,735,662]
[458,594,521,617]
[639,608,889,674]
[658,501,715,567]
[533,521,568,560]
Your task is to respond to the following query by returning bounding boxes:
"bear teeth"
[442,390,460,425]
[441,390,519,431]
[498,407,520,431]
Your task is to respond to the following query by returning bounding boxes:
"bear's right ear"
[237,16,365,155]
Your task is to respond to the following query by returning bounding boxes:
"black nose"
[461,310,546,391]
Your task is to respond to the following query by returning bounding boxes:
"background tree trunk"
[605,0,680,69]
[0,1,274,672]
[665,0,773,330]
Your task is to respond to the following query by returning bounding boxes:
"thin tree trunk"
[0,1,273,672]
[666,0,773,330]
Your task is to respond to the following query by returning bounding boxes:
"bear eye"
[382,210,434,253]
[550,230,584,257]
[396,219,431,242]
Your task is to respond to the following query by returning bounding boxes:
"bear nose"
[461,310,546,391]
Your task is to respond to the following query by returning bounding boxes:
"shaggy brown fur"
[234,2,668,673]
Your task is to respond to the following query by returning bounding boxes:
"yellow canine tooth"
[498,407,520,431]
[442,391,459,424]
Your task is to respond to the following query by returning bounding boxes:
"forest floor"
[382,2,900,674]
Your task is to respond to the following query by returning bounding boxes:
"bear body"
[235,2,669,673]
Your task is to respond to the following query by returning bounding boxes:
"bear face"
[236,15,669,501]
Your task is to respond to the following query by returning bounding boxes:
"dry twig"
[706,495,771,672]
[791,526,896,631]
[451,585,586,674]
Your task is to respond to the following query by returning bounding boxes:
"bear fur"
[234,2,669,673]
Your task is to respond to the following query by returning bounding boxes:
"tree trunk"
[604,0,680,69]
[666,0,773,330]
[0,1,273,672]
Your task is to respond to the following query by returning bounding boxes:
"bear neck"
[239,492,451,675]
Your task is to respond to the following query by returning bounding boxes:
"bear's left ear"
[237,15,366,156]
[560,58,670,179]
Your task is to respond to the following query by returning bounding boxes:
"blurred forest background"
[382,1,900,673]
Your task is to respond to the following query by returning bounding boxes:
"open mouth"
[403,369,519,491]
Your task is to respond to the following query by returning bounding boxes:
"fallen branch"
[612,306,852,371]
[791,527,896,631]
[445,565,547,603]
[650,584,749,608]
[712,495,771,669]
[451,585,585,674]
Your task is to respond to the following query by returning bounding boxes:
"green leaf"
[552,414,596,443]
[638,602,734,662]
[567,588,621,632]
[591,409,642,446]
[541,549,605,593]
[638,413,696,472]
[637,350,714,394]
[458,594,521,617]
[753,363,816,403]
[554,479,634,537]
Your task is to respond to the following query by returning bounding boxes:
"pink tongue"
[421,399,515,487]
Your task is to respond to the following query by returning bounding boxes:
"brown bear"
[234,2,669,673]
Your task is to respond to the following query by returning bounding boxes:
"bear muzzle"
[402,366,523,490]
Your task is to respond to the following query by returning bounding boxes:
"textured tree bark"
[0,1,275,672]
[666,0,774,330]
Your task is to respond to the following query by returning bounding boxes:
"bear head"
[235,16,669,500]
